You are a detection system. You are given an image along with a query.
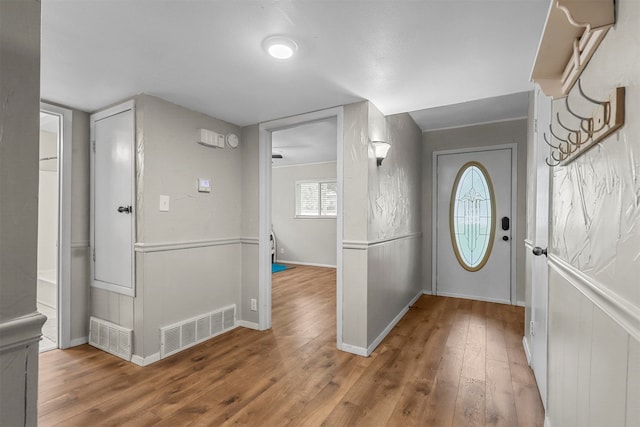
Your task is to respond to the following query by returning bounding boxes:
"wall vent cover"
[89,316,133,361]
[160,304,236,359]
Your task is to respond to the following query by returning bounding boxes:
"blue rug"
[272,263,288,273]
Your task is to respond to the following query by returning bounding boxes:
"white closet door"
[91,102,135,296]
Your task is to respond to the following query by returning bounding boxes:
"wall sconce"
[372,140,391,166]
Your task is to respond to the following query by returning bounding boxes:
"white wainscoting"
[547,256,640,427]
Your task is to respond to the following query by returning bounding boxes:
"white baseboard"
[422,289,433,295]
[435,291,511,305]
[366,290,423,356]
[69,336,88,347]
[237,320,260,330]
[340,343,368,357]
[522,336,532,365]
[517,300,526,307]
[275,260,336,269]
[131,352,160,367]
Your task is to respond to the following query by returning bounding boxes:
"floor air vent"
[89,316,133,361]
[160,304,236,359]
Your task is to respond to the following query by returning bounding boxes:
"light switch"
[159,195,170,212]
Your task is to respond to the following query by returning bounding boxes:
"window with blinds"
[295,180,337,218]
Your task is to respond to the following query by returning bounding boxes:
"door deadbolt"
[117,205,132,214]
[501,216,510,231]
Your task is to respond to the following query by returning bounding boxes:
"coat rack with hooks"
[544,81,625,167]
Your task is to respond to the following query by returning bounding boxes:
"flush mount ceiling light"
[263,36,298,59]
[372,140,391,166]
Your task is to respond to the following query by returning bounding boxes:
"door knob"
[117,205,132,214]
[502,236,509,241]
[532,247,547,257]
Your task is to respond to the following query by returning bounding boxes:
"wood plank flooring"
[38,265,544,426]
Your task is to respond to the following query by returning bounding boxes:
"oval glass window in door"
[449,161,496,271]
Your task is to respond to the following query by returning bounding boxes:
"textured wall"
[366,108,423,346]
[272,162,337,267]
[546,0,640,425]
[0,1,44,425]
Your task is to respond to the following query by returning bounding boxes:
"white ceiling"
[272,118,337,167]
[41,1,548,129]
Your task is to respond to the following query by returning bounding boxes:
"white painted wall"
[541,0,640,425]
[421,119,528,303]
[272,162,337,267]
[38,131,58,279]
[0,1,46,424]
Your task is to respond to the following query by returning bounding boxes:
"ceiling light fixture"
[372,140,391,166]
[263,36,298,60]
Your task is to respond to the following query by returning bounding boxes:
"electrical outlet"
[250,299,257,311]
[530,320,535,337]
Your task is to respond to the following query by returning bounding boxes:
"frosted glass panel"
[450,162,494,271]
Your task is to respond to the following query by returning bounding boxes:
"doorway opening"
[269,118,338,333]
[38,102,72,351]
[38,111,60,351]
[258,107,345,349]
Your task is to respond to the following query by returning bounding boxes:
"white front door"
[531,88,551,409]
[91,102,135,296]
[435,148,514,303]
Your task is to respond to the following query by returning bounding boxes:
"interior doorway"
[38,102,72,351]
[270,118,338,269]
[258,107,345,349]
[38,111,60,351]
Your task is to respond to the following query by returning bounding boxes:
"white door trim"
[432,143,518,304]
[40,102,72,349]
[90,100,136,297]
[258,107,344,349]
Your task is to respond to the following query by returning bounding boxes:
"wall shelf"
[531,0,615,98]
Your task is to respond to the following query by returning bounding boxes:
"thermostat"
[198,178,211,193]
[226,133,239,148]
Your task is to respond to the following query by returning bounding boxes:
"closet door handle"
[117,205,132,214]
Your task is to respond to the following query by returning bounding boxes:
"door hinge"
[92,248,96,262]
[533,118,538,133]
[92,140,96,152]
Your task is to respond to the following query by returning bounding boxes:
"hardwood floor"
[38,265,544,426]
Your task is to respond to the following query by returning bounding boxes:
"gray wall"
[366,108,423,346]
[91,94,243,359]
[342,101,424,351]
[341,101,370,349]
[421,119,528,303]
[70,109,91,343]
[0,1,45,425]
[272,162,337,267]
[542,0,640,424]
[240,124,259,325]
